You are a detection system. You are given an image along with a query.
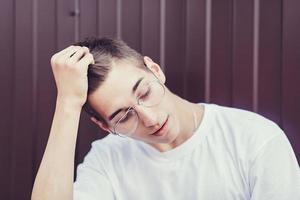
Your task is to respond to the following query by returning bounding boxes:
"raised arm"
[31,46,94,200]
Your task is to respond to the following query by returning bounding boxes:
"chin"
[136,115,180,144]
[156,127,180,144]
[165,129,180,143]
[160,115,180,142]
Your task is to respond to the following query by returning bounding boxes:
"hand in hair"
[50,45,94,108]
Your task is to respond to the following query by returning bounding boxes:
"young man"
[31,38,300,200]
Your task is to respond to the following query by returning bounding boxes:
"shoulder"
[203,103,284,163]
[85,134,140,165]
[92,133,138,151]
[206,103,282,138]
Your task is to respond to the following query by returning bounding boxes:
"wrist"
[56,96,83,113]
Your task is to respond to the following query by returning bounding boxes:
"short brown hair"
[74,37,145,123]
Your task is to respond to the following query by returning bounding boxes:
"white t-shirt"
[74,104,300,200]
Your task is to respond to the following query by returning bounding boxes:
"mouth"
[151,115,169,136]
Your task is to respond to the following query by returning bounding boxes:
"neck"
[151,94,204,152]
[172,96,202,144]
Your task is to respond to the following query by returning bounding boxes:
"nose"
[134,105,158,127]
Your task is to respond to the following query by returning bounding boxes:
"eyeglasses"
[112,79,165,136]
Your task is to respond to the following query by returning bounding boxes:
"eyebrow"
[108,77,144,121]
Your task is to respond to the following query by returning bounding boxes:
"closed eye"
[139,88,151,100]
[118,110,134,124]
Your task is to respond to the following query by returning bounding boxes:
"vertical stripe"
[97,0,99,36]
[229,0,234,106]
[116,0,122,38]
[10,0,17,196]
[31,0,38,181]
[253,0,259,112]
[74,0,80,41]
[55,0,58,49]
[183,0,189,98]
[140,0,143,52]
[160,0,166,70]
[279,0,283,126]
[205,0,212,102]
[9,0,16,198]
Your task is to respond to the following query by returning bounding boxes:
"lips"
[151,115,169,136]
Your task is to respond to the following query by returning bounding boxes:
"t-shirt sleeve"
[249,131,300,200]
[73,145,115,200]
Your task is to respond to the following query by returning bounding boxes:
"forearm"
[31,99,82,200]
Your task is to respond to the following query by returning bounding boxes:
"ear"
[90,117,112,133]
[144,56,166,84]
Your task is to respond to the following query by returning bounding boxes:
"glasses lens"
[113,81,164,135]
[139,81,165,107]
[114,109,138,135]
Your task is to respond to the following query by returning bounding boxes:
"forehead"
[88,59,149,118]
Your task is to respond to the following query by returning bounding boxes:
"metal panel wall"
[282,0,300,169]
[0,1,14,200]
[0,0,299,199]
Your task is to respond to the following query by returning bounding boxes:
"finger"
[62,46,82,58]
[55,45,74,55]
[68,46,84,57]
[51,46,86,68]
[77,53,94,69]
[51,45,74,61]
[69,47,89,62]
[56,46,82,63]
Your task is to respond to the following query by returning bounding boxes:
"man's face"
[88,58,182,146]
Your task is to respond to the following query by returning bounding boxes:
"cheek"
[129,126,149,139]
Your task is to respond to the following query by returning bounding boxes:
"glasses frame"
[112,77,165,136]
